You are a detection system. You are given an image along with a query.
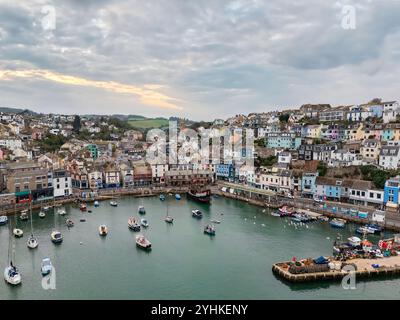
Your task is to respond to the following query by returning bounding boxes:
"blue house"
[215,164,234,181]
[315,177,342,201]
[267,133,301,150]
[384,176,400,205]
[301,172,318,198]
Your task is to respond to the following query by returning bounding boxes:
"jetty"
[272,255,400,283]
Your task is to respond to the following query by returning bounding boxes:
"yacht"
[4,263,21,286]
[38,211,46,218]
[128,217,141,231]
[138,205,146,214]
[165,215,174,223]
[159,194,165,201]
[192,209,203,218]
[13,228,23,238]
[329,218,346,228]
[57,207,67,216]
[204,224,216,236]
[99,225,108,236]
[0,216,8,225]
[175,194,181,200]
[110,201,118,207]
[27,235,38,249]
[50,231,63,244]
[19,210,29,221]
[41,258,52,276]
[140,218,149,228]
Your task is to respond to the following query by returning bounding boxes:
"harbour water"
[1,195,400,300]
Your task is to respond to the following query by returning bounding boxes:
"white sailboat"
[164,200,173,223]
[5,213,22,285]
[27,199,38,249]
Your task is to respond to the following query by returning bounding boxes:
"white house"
[379,145,400,169]
[53,169,73,198]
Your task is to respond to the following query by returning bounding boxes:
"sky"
[0,0,400,121]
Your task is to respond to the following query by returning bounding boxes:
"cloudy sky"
[0,0,399,120]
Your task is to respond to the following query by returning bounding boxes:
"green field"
[127,118,169,129]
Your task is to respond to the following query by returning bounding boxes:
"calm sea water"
[1,195,400,300]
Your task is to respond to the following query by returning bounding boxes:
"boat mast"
[29,192,34,236]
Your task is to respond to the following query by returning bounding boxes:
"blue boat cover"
[313,256,329,264]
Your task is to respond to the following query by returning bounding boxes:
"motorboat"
[271,211,281,217]
[356,226,375,235]
[38,211,46,218]
[140,218,149,228]
[13,228,23,238]
[347,236,361,247]
[43,206,50,211]
[57,207,66,215]
[99,225,108,236]
[318,215,329,222]
[175,194,181,200]
[159,194,165,201]
[165,215,174,223]
[66,219,74,227]
[27,235,39,249]
[50,231,63,244]
[0,216,8,225]
[4,264,21,285]
[20,210,29,221]
[366,224,382,233]
[138,206,146,214]
[41,258,52,276]
[94,201,100,207]
[210,219,221,224]
[110,201,118,207]
[278,206,294,216]
[79,203,87,212]
[192,209,203,218]
[136,235,151,250]
[204,224,216,236]
[128,217,141,231]
[329,218,346,228]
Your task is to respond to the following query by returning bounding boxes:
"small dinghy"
[271,211,281,217]
[110,201,118,207]
[140,218,149,228]
[13,228,23,238]
[136,235,151,250]
[165,215,174,223]
[175,194,181,200]
[159,194,165,201]
[99,225,108,236]
[210,219,221,224]
[50,231,63,244]
[20,210,29,221]
[356,226,375,235]
[128,217,141,231]
[41,258,52,276]
[94,201,100,207]
[80,218,86,222]
[79,203,87,212]
[4,263,21,286]
[138,206,146,214]
[43,206,50,211]
[57,208,66,216]
[27,235,38,249]
[329,218,346,228]
[0,216,8,226]
[38,211,46,218]
[192,209,203,218]
[204,224,216,236]
[66,219,74,227]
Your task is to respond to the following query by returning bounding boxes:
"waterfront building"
[164,169,214,187]
[53,169,72,198]
[88,170,103,189]
[103,164,121,188]
[315,177,343,201]
[215,164,235,181]
[266,133,301,150]
[301,172,318,198]
[384,176,400,206]
[151,164,169,184]
[379,145,400,169]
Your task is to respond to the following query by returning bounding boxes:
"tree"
[279,113,290,123]
[317,161,327,177]
[73,115,81,133]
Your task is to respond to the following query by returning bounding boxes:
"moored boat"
[128,217,141,231]
[13,228,23,238]
[38,211,46,218]
[278,206,294,216]
[187,188,211,203]
[140,218,149,228]
[366,224,382,233]
[271,211,281,217]
[0,216,8,225]
[136,235,151,250]
[57,207,66,215]
[20,210,29,221]
[27,235,38,249]
[192,209,203,218]
[329,218,346,228]
[138,205,146,214]
[347,236,361,247]
[204,224,216,236]
[165,215,174,223]
[210,219,221,224]
[66,219,74,227]
[94,201,100,207]
[99,225,108,236]
[356,226,375,235]
[159,194,165,201]
[79,203,87,212]
[110,201,118,207]
[4,263,21,286]
[41,258,52,276]
[175,194,181,200]
[50,231,63,244]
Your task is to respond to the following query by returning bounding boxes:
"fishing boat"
[278,206,294,216]
[356,225,375,235]
[159,194,165,201]
[128,217,141,231]
[347,236,361,247]
[4,263,21,286]
[110,200,118,207]
[175,194,181,200]
[99,225,108,236]
[19,210,29,221]
[79,203,87,212]
[41,258,52,276]
[50,231,63,244]
[270,211,281,217]
[0,216,8,225]
[13,228,23,238]
[192,209,203,218]
[66,219,74,227]
[210,219,221,224]
[138,205,146,214]
[136,235,151,250]
[94,201,100,207]
[204,224,216,236]
[329,218,346,228]
[57,207,66,216]
[187,187,211,203]
[38,211,46,218]
[140,218,149,228]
